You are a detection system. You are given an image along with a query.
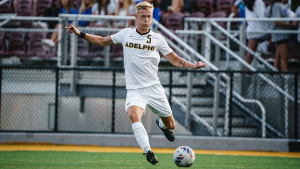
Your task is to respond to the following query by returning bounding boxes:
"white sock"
[132,122,151,153]
[158,119,166,129]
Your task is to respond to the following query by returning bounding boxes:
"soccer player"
[65,1,206,165]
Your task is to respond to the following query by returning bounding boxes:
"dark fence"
[0,66,299,139]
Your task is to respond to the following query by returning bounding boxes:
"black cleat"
[156,117,175,142]
[144,150,158,165]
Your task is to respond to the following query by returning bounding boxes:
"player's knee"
[128,112,136,120]
[128,112,139,122]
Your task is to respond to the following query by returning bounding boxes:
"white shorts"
[125,84,172,117]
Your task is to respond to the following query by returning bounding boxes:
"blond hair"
[116,0,135,16]
[135,1,154,15]
[79,0,96,14]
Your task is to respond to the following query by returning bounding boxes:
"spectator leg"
[33,0,37,12]
[245,39,259,71]
[51,24,59,45]
[277,43,289,72]
[13,0,16,12]
[274,47,280,70]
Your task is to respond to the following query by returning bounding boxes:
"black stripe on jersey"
[136,29,150,35]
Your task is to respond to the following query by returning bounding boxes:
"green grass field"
[1,151,300,169]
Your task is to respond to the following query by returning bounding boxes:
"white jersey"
[111,28,173,89]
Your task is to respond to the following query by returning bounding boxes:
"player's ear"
[135,14,138,19]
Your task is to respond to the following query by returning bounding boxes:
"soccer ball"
[173,146,195,167]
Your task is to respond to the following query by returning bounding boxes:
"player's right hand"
[65,25,80,36]
[195,61,206,69]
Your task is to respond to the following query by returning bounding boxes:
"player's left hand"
[194,61,206,69]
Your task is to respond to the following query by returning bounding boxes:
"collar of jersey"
[136,29,150,35]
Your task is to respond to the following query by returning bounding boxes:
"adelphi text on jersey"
[125,42,155,51]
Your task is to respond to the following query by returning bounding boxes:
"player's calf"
[156,117,175,142]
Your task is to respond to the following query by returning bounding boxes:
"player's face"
[135,9,153,30]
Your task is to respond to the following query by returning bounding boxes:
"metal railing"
[177,17,300,137]
[184,17,300,70]
[171,30,266,137]
[176,28,298,137]
[0,0,10,6]
[0,66,298,138]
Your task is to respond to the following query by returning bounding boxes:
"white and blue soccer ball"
[173,146,195,167]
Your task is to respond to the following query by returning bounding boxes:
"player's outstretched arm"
[165,52,206,69]
[64,25,114,47]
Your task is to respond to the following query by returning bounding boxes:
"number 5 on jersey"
[147,35,151,44]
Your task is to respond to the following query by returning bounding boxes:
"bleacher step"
[201,115,244,126]
[192,107,225,116]
[170,88,205,95]
[217,126,258,137]
[175,97,214,106]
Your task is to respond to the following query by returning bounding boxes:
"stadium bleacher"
[191,0,214,17]
[0,0,299,69]
[6,32,27,58]
[0,31,9,58]
[0,0,13,13]
[35,0,53,16]
[165,12,184,30]
[215,0,234,16]
[109,44,124,59]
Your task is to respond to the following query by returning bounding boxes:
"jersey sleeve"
[111,28,128,44]
[157,35,173,56]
